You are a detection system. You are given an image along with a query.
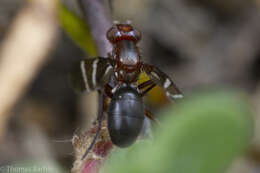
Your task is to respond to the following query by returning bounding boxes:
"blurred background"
[0,0,259,172]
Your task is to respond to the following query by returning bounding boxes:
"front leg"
[142,64,183,100]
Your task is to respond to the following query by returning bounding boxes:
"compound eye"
[106,24,142,43]
[106,26,120,43]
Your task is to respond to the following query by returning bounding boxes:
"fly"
[70,22,183,160]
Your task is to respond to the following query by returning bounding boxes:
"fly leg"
[81,91,106,160]
[138,80,160,124]
[145,109,160,125]
[138,79,156,97]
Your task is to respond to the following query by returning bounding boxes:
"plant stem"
[78,0,112,57]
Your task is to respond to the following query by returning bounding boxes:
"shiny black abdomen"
[107,86,144,147]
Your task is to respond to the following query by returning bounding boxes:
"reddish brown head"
[107,23,142,83]
[106,24,141,44]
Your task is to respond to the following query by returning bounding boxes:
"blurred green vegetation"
[58,3,97,56]
[101,91,253,173]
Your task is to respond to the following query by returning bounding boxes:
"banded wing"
[69,57,113,93]
[143,64,183,100]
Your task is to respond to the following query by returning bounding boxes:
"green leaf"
[58,3,97,56]
[102,90,253,173]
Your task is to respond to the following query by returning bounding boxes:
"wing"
[69,57,114,93]
[142,64,183,100]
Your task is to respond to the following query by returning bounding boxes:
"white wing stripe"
[163,78,171,89]
[104,65,113,76]
[92,59,99,88]
[166,92,183,99]
[80,61,90,91]
[151,71,160,80]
